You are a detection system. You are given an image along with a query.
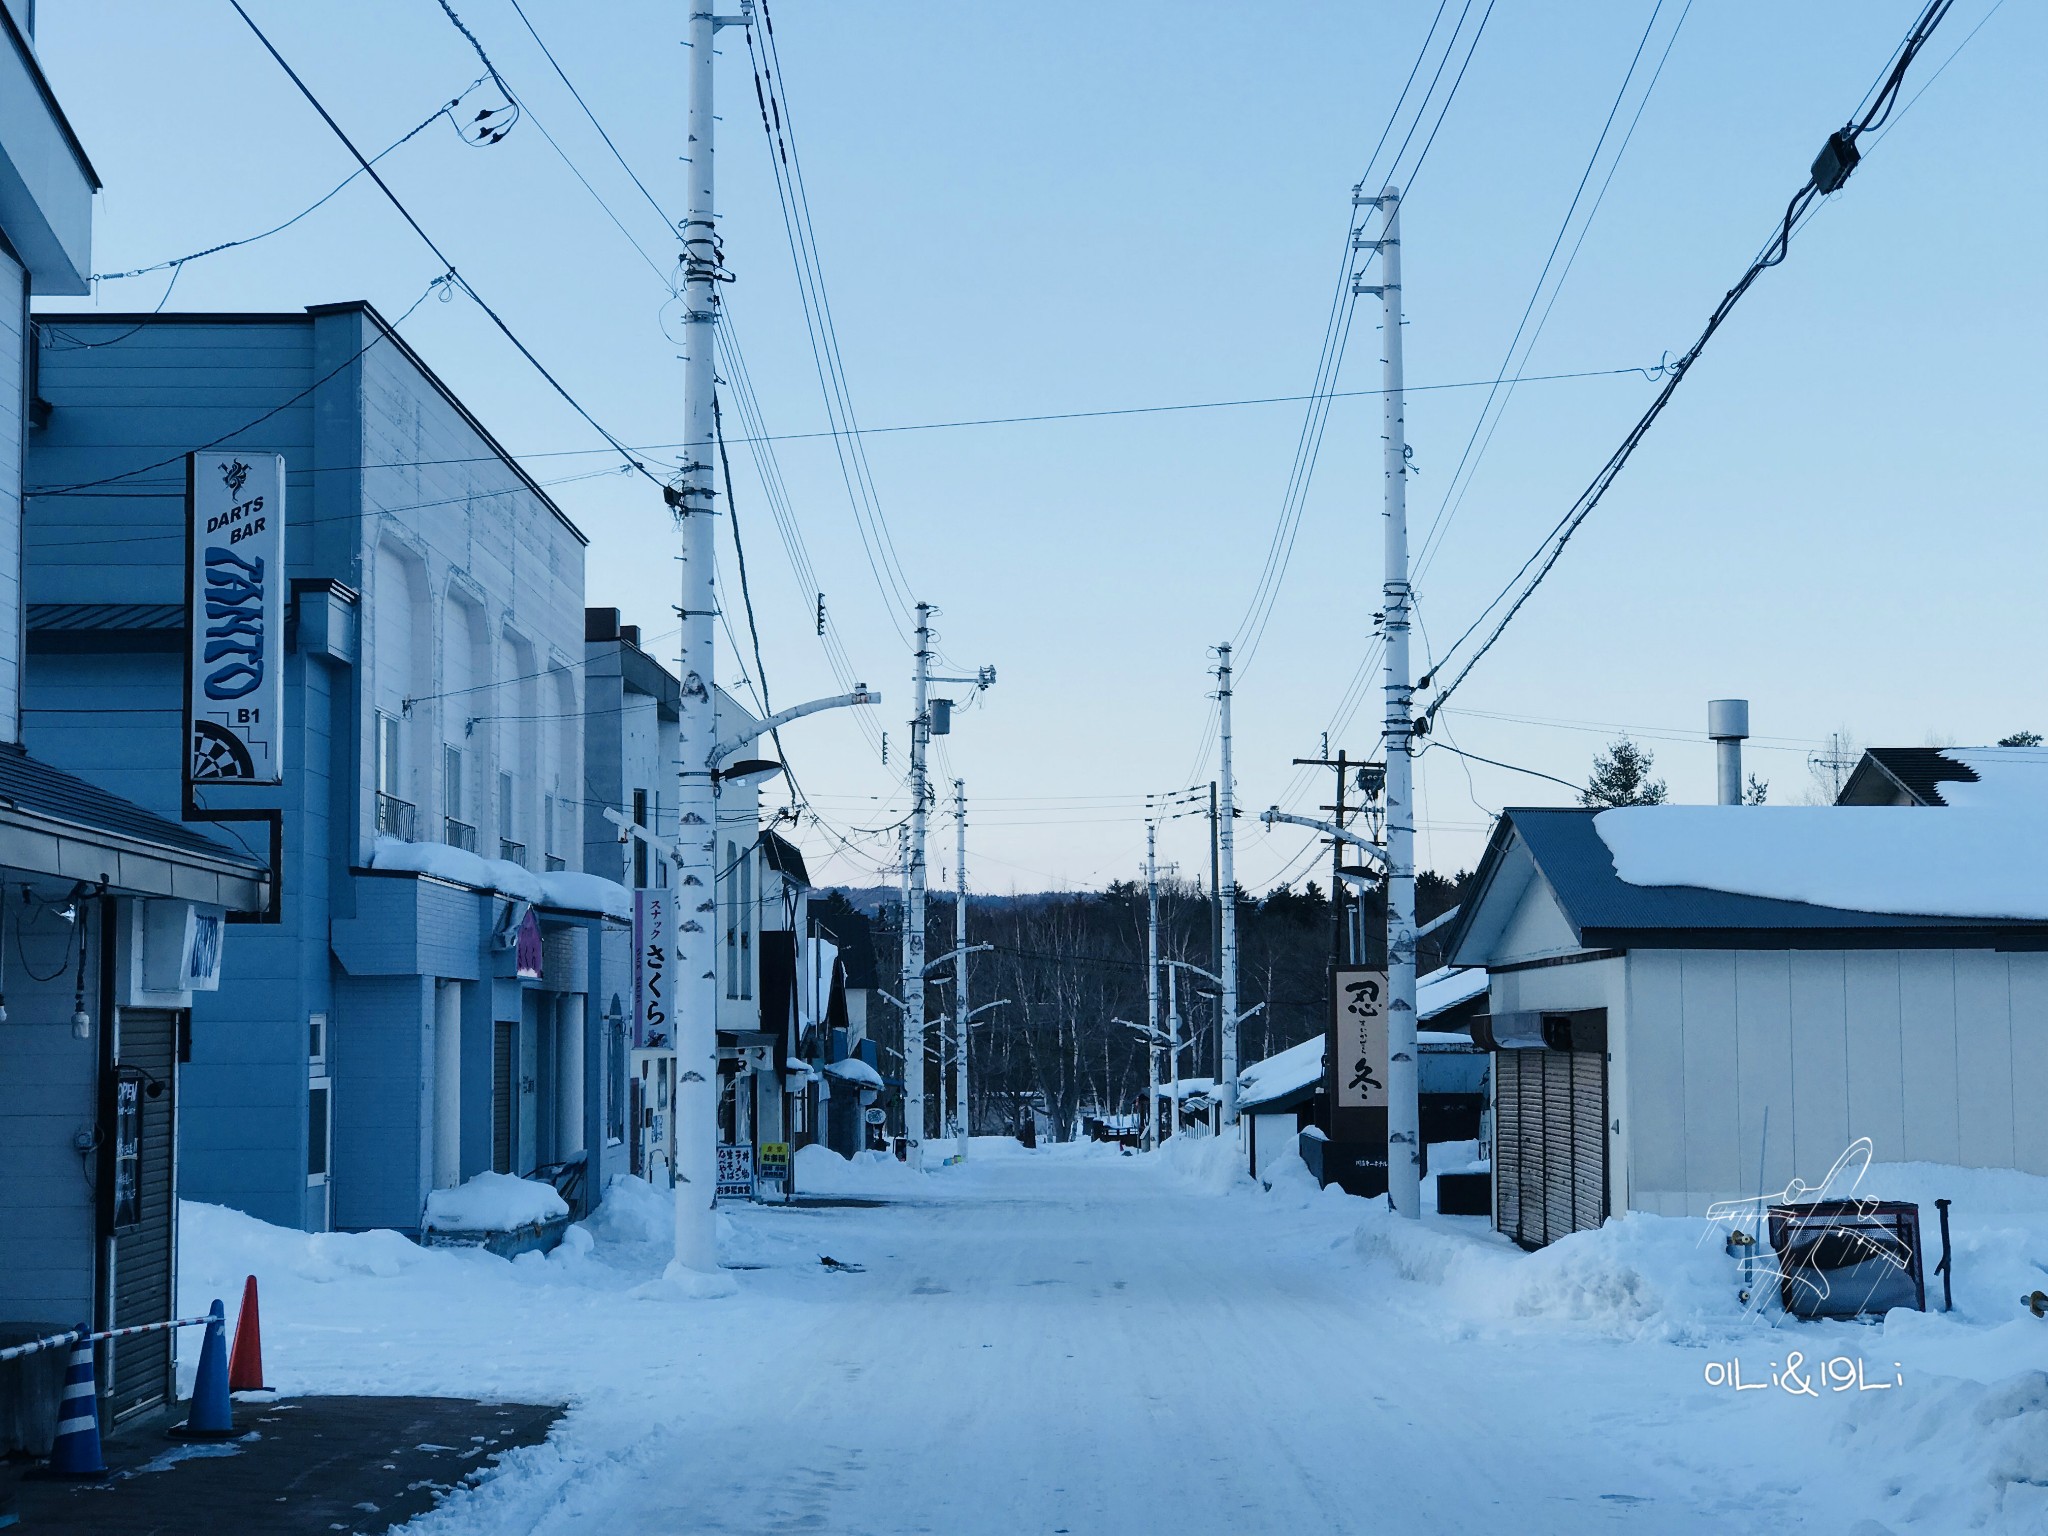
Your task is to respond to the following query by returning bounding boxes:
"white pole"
[1167,961,1181,1141]
[1217,645,1240,1125]
[953,777,970,1163]
[1144,821,1160,1152]
[672,0,724,1273]
[1375,186,1421,1218]
[903,604,933,1167]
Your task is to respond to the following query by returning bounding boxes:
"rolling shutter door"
[1493,1046,1608,1250]
[493,1021,516,1174]
[1493,1055,1521,1238]
[108,1009,179,1423]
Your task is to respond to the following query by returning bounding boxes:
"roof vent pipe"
[1708,699,1750,806]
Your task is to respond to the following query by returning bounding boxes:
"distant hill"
[823,885,1076,917]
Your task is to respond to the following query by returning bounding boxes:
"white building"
[1448,806,2048,1249]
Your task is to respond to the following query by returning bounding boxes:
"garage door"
[1494,1046,1608,1250]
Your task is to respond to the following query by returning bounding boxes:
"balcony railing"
[545,854,566,873]
[444,817,477,852]
[375,793,417,841]
[499,838,526,867]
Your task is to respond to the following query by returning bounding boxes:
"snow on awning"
[369,835,631,919]
[823,1057,884,1090]
[1595,806,2048,922]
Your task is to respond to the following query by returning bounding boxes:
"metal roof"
[0,745,264,868]
[27,602,183,633]
[1448,807,2048,959]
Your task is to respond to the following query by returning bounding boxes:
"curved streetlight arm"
[923,941,993,977]
[1260,807,1387,865]
[1163,957,1223,987]
[710,688,883,768]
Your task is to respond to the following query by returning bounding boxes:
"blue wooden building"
[23,301,630,1235]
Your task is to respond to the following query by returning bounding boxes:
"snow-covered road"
[181,1141,2048,1535]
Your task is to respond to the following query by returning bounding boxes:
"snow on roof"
[1926,749,2048,811]
[1595,806,2048,922]
[823,1057,884,1089]
[370,836,631,919]
[1417,965,1486,1020]
[1237,1036,1322,1111]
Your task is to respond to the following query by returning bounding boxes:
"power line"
[1421,0,1958,727]
[226,0,661,487]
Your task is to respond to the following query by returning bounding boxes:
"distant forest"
[810,871,1470,1141]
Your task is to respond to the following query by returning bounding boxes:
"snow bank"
[1595,806,2048,921]
[793,1144,924,1196]
[424,1172,569,1233]
[1151,1131,1254,1196]
[368,835,631,918]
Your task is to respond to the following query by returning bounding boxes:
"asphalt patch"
[8,1395,560,1534]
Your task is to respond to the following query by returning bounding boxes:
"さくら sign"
[186,453,285,785]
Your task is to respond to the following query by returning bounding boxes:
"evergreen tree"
[1998,731,2042,747]
[1744,773,1769,805]
[1581,736,1667,808]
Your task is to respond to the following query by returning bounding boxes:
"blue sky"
[34,0,2045,892]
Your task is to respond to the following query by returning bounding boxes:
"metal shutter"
[1494,1047,1607,1250]
[108,1009,179,1423]
[492,1021,516,1174]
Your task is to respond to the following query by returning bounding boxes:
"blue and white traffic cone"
[43,1326,107,1479]
[170,1300,233,1440]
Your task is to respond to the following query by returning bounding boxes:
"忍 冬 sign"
[632,889,671,1049]
[186,453,285,785]
[1326,967,1390,1193]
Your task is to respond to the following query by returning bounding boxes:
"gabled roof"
[1839,746,2048,810]
[1447,807,2048,963]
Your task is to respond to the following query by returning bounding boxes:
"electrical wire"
[227,0,662,487]
[1421,0,1957,727]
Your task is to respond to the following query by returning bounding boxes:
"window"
[308,1012,327,1065]
[739,845,753,1001]
[544,793,564,871]
[443,746,475,849]
[499,771,524,864]
[377,713,402,795]
[725,841,739,999]
[307,1079,331,1183]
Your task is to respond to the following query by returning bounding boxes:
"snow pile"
[1594,806,2048,921]
[423,1172,569,1232]
[368,835,631,918]
[1152,1130,1254,1196]
[822,1056,884,1090]
[794,1144,924,1196]
[1832,1371,2048,1531]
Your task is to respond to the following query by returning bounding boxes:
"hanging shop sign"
[1327,967,1391,1194]
[186,452,285,785]
[632,889,672,1049]
[716,1142,755,1200]
[515,908,545,981]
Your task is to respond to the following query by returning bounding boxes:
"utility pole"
[952,777,970,1164]
[1360,184,1420,1217]
[670,0,747,1275]
[1166,959,1181,1140]
[1145,821,1161,1152]
[1294,750,1354,966]
[902,604,934,1167]
[1216,644,1240,1126]
[1206,782,1220,1082]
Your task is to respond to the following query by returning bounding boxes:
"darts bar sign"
[186,453,285,786]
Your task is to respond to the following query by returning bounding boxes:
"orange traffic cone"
[228,1275,267,1392]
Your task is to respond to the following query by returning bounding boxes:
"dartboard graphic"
[190,718,257,781]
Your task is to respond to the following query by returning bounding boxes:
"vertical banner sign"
[632,889,672,1050]
[715,1143,755,1200]
[186,453,285,785]
[1328,967,1390,1191]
